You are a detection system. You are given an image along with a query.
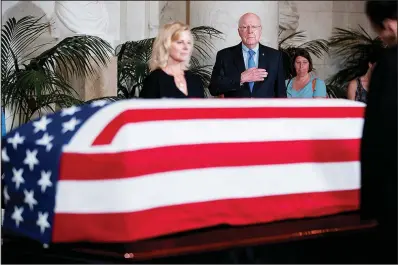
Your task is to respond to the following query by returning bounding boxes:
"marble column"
[159,1,187,26]
[123,1,161,41]
[189,1,279,65]
[65,57,118,101]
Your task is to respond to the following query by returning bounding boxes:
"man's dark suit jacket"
[208,43,287,98]
[360,45,397,262]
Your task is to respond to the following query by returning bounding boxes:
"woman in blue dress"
[285,48,327,98]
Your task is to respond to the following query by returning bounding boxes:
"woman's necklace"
[164,66,187,94]
[175,75,185,89]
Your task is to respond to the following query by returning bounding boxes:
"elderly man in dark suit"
[209,13,287,98]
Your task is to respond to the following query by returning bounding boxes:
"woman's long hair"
[149,22,194,72]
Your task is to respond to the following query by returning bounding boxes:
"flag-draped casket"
[1,99,366,245]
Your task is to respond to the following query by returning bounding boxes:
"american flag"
[1,98,365,245]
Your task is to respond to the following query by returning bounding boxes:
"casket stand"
[2,211,378,263]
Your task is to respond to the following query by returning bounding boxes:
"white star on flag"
[37,212,51,234]
[35,133,54,152]
[61,106,81,117]
[62,117,81,133]
[23,149,39,171]
[24,189,38,210]
[2,147,10,162]
[91,100,109,108]
[38,171,53,193]
[7,132,25,150]
[3,186,10,204]
[32,116,52,133]
[11,168,24,190]
[11,206,24,227]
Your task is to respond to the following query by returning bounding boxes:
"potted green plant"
[326,25,385,98]
[1,16,114,130]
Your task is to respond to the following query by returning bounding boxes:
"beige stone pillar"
[66,56,118,101]
[189,1,279,66]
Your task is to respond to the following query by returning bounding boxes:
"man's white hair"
[238,13,262,27]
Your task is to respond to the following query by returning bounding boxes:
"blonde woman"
[139,22,205,98]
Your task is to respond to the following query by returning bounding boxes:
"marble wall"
[189,1,279,67]
[121,1,160,43]
[159,1,186,26]
[289,1,335,80]
[2,1,121,47]
[291,1,375,81]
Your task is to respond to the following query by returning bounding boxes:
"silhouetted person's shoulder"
[378,45,397,75]
[369,45,397,112]
[360,45,397,225]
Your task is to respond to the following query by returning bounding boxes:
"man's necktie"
[248,49,256,92]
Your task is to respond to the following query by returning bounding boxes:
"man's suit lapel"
[232,43,249,91]
[233,43,246,74]
[253,44,270,92]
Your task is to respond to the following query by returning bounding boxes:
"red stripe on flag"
[52,189,359,243]
[60,139,360,181]
[92,107,364,145]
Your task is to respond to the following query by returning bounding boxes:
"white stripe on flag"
[55,161,360,213]
[67,99,365,149]
[64,118,364,153]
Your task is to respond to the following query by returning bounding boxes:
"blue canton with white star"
[1,100,111,244]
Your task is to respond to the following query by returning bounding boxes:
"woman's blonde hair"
[149,21,194,72]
